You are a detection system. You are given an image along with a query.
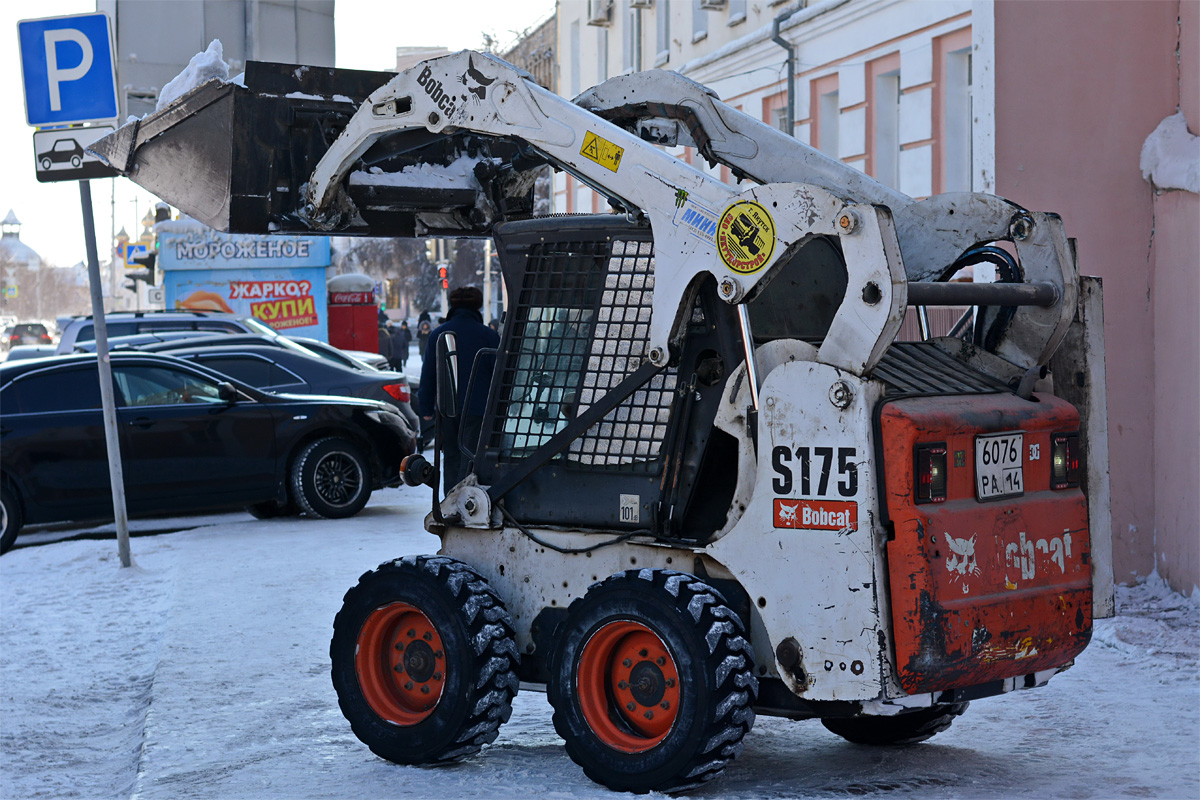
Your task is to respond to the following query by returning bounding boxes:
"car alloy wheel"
[291,436,371,518]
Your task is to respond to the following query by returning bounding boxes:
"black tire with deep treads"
[548,569,758,794]
[330,555,519,764]
[821,702,969,746]
[1,483,21,555]
[291,436,371,518]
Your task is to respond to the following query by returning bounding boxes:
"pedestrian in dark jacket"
[418,287,499,493]
[416,312,432,359]
[378,323,393,362]
[389,320,412,371]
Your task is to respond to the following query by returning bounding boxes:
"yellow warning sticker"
[580,131,624,173]
[716,200,776,274]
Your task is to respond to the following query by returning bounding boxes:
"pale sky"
[1,0,556,268]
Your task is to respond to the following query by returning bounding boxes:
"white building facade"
[555,0,987,213]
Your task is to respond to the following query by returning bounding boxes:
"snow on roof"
[0,210,41,267]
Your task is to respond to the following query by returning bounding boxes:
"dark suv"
[54,310,276,355]
[2,323,52,352]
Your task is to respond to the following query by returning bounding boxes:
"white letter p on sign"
[43,28,93,112]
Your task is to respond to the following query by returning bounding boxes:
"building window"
[728,0,746,26]
[867,51,901,189]
[656,2,670,65]
[763,91,787,134]
[933,27,972,193]
[598,27,609,80]
[811,74,840,159]
[943,48,972,191]
[623,2,643,73]
[692,0,708,42]
[874,72,899,187]
[570,20,581,96]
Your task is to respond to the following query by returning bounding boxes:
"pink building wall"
[1151,0,1199,595]
[994,0,1198,593]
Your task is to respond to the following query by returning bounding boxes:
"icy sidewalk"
[0,539,177,799]
[126,498,441,799]
[2,493,1198,800]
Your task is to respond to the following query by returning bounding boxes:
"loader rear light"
[915,444,948,504]
[1051,432,1080,489]
[383,383,409,402]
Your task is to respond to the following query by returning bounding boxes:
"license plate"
[975,432,1024,500]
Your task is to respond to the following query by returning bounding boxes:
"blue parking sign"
[18,13,118,127]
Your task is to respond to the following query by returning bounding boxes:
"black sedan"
[139,336,421,433]
[0,352,416,553]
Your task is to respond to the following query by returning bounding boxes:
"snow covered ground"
[2,487,1197,800]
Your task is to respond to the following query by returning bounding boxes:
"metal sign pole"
[79,179,131,567]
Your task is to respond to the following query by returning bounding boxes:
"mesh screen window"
[488,237,677,471]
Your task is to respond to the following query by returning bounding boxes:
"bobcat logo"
[777,502,798,525]
[944,533,980,594]
[460,55,495,101]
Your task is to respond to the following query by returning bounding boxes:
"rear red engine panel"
[880,392,1092,695]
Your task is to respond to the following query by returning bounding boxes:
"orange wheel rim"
[577,620,680,753]
[355,602,447,725]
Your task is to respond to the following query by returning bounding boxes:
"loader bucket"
[91,80,244,231]
[89,61,521,237]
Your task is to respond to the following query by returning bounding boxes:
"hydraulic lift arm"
[299,51,913,372]
[575,69,1079,371]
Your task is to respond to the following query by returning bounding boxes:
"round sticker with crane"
[716,200,776,274]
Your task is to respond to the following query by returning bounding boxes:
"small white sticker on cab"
[619,494,640,524]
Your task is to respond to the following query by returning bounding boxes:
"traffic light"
[125,250,157,292]
[438,265,448,290]
[425,239,437,262]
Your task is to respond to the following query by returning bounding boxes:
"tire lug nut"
[660,701,670,710]
[639,649,648,658]
[434,650,443,659]
[405,681,414,690]
[423,632,432,641]
[644,710,654,720]
[393,664,404,673]
[618,680,629,690]
[622,658,632,668]
[420,685,430,694]
[394,642,405,651]
[656,656,665,666]
[433,672,443,681]
[626,702,636,711]
[407,629,416,638]
[666,678,676,688]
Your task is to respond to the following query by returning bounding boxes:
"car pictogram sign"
[32,126,117,183]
